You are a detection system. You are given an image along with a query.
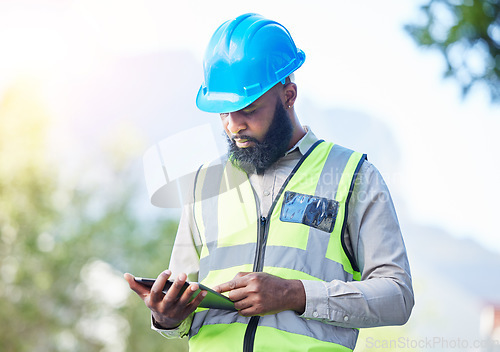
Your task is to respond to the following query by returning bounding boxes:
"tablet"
[134,277,236,311]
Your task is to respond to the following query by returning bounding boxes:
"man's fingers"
[124,273,150,298]
[176,282,199,306]
[214,280,238,293]
[214,273,250,293]
[149,270,171,301]
[237,306,254,317]
[163,272,187,302]
[187,288,207,311]
[227,287,249,302]
[235,272,251,278]
[125,271,207,328]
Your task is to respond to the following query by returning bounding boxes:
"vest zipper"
[243,216,267,352]
[243,316,260,352]
[254,216,268,272]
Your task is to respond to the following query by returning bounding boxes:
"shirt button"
[263,190,270,196]
[313,311,319,318]
[343,315,349,322]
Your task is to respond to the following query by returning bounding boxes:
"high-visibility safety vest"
[189,140,366,352]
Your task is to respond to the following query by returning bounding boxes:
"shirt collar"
[284,126,319,156]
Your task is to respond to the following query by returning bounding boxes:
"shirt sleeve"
[300,161,414,328]
[151,202,202,338]
[168,202,202,283]
[151,313,193,338]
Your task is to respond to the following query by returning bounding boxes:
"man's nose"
[226,112,246,135]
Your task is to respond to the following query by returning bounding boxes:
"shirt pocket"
[279,191,339,233]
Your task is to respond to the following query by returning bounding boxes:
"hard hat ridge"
[196,13,305,113]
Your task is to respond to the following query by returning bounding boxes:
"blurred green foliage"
[0,79,188,351]
[405,0,500,102]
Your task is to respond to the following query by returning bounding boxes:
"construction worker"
[125,13,414,351]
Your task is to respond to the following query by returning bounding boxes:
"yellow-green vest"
[190,141,366,352]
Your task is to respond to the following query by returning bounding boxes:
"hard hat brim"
[196,84,271,114]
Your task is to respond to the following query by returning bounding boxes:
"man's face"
[220,89,279,147]
[221,92,293,174]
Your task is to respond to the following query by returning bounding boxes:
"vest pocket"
[280,191,339,233]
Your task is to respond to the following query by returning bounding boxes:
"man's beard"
[226,99,293,175]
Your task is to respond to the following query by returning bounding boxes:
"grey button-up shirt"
[153,127,414,337]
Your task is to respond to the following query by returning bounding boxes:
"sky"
[1,0,499,253]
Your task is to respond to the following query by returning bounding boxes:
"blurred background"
[1,1,499,351]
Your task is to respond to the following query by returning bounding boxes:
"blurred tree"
[405,0,500,102]
[0,78,188,351]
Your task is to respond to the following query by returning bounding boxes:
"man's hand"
[124,270,206,329]
[213,272,305,317]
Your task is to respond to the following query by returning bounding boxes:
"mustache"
[230,134,259,144]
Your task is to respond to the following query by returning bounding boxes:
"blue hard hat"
[196,13,306,113]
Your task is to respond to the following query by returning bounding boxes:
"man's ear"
[283,82,297,108]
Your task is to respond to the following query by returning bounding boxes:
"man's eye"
[220,113,229,118]
[243,109,256,115]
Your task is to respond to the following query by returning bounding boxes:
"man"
[125,13,414,351]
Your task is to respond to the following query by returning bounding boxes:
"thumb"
[124,273,151,298]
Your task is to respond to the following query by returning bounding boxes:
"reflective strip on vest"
[191,142,366,351]
[190,310,356,352]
